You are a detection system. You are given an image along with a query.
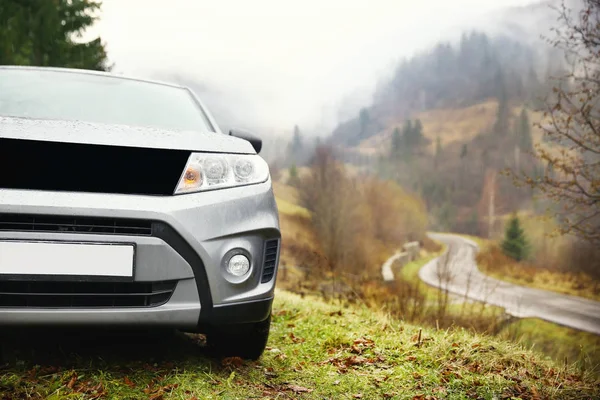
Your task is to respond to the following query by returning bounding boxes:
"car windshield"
[0,69,213,132]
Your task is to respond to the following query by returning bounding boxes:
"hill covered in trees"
[322,30,560,236]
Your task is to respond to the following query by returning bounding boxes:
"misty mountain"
[330,30,557,147]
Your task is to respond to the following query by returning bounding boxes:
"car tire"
[206,314,271,360]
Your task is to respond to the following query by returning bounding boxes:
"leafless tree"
[514,0,600,243]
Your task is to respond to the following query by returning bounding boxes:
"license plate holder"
[0,240,135,280]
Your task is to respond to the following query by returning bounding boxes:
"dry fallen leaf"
[123,376,136,388]
[67,375,77,389]
[288,384,313,393]
[289,332,306,344]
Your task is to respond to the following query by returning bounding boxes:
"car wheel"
[206,314,271,360]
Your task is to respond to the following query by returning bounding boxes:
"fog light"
[227,254,250,277]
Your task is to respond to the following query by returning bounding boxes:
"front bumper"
[0,180,280,330]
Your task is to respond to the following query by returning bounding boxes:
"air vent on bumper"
[261,239,279,283]
[0,214,153,236]
[0,280,177,308]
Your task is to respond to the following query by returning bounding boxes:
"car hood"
[0,116,256,154]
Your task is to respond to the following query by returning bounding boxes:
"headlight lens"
[174,153,269,194]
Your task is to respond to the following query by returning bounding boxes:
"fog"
[87,0,543,135]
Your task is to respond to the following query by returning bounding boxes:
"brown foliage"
[297,146,428,283]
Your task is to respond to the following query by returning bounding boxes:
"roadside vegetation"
[273,148,600,374]
[473,213,600,302]
[2,290,598,400]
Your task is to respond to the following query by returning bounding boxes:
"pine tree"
[413,119,424,145]
[359,108,370,137]
[291,125,303,154]
[493,69,510,135]
[434,136,442,169]
[517,108,533,151]
[391,127,402,158]
[460,144,468,159]
[501,214,530,261]
[401,119,414,150]
[0,0,109,70]
[288,163,299,186]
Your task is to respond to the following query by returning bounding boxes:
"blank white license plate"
[0,241,134,277]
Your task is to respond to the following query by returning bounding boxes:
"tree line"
[0,0,109,70]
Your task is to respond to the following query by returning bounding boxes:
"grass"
[455,230,600,302]
[400,237,600,372]
[499,318,600,376]
[476,243,600,302]
[1,290,598,400]
[480,259,600,302]
[356,100,500,155]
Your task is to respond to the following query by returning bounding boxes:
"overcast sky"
[87,0,541,133]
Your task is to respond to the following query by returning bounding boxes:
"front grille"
[0,138,189,195]
[0,280,177,308]
[0,214,153,236]
[261,239,279,283]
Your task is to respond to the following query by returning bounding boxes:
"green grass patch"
[1,290,597,399]
[500,318,600,377]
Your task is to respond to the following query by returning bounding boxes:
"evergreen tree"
[460,144,468,159]
[0,0,109,70]
[466,210,479,235]
[413,119,424,144]
[359,108,370,137]
[501,214,530,261]
[391,127,402,158]
[493,69,510,135]
[401,119,414,150]
[291,125,303,154]
[288,163,299,186]
[434,136,442,169]
[517,108,533,151]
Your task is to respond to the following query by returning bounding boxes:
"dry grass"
[356,100,500,155]
[477,244,600,302]
[273,182,319,272]
[353,99,569,161]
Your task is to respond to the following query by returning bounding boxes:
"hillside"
[323,29,561,236]
[1,290,598,399]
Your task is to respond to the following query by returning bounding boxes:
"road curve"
[419,233,600,335]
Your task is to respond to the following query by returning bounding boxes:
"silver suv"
[0,66,281,360]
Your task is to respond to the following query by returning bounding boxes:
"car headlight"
[174,153,270,194]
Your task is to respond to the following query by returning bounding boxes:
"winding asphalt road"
[415,233,600,335]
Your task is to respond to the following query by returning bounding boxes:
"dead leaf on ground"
[123,376,136,388]
[353,337,375,347]
[289,332,306,344]
[67,375,77,389]
[288,384,313,393]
